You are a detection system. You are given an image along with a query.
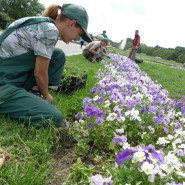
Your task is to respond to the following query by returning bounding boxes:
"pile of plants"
[57,65,88,94]
[64,53,185,184]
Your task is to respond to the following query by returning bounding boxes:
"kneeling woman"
[0,4,91,127]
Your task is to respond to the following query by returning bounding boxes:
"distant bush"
[177,53,185,63]
[0,12,14,29]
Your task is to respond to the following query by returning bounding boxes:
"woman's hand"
[44,93,53,103]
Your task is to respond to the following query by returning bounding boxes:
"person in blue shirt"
[80,37,85,48]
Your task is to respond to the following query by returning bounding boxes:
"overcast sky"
[38,0,185,49]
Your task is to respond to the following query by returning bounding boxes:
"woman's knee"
[46,104,64,126]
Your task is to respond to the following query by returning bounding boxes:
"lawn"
[0,50,185,185]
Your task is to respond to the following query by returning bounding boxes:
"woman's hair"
[43,4,81,28]
[43,4,62,19]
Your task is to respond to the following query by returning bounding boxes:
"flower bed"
[68,53,185,184]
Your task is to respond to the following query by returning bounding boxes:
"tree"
[177,53,185,64]
[0,0,45,21]
[124,38,132,50]
[0,12,14,29]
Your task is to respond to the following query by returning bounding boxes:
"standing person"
[99,30,109,53]
[80,37,85,48]
[0,4,91,127]
[128,30,140,61]
[100,30,109,40]
[82,38,109,62]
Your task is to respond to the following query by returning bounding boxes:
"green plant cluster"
[62,64,87,86]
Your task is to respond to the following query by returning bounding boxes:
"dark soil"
[48,130,77,185]
[49,146,76,185]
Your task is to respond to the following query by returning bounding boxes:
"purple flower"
[95,117,104,125]
[177,149,185,156]
[181,106,185,115]
[116,149,131,165]
[153,116,163,124]
[90,87,99,94]
[113,135,127,143]
[127,100,137,109]
[175,122,182,129]
[163,127,169,134]
[87,123,94,130]
[144,144,155,152]
[152,151,164,164]
[83,97,92,106]
[75,112,83,120]
[140,107,149,114]
[149,106,156,113]
[84,106,104,117]
[175,100,182,108]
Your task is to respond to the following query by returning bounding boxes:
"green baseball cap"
[61,4,92,43]
[102,38,109,44]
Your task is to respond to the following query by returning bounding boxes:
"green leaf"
[109,142,115,150]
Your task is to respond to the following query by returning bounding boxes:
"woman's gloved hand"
[95,52,102,58]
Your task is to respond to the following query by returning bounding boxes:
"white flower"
[117,116,126,123]
[175,170,185,177]
[132,150,146,163]
[179,118,185,124]
[115,128,124,134]
[167,135,174,140]
[175,112,182,117]
[125,110,131,117]
[122,142,130,149]
[90,174,104,185]
[93,95,100,101]
[174,138,182,144]
[148,174,155,183]
[79,119,85,124]
[179,144,185,149]
[90,174,112,185]
[141,161,154,175]
[106,112,117,121]
[130,108,139,117]
[160,164,172,175]
[104,100,111,108]
[157,137,170,145]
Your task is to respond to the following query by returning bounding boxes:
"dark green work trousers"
[0,49,66,127]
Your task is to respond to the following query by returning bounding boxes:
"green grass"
[138,61,185,100]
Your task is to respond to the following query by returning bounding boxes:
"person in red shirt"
[128,30,140,60]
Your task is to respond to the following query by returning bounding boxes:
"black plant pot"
[57,74,88,94]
